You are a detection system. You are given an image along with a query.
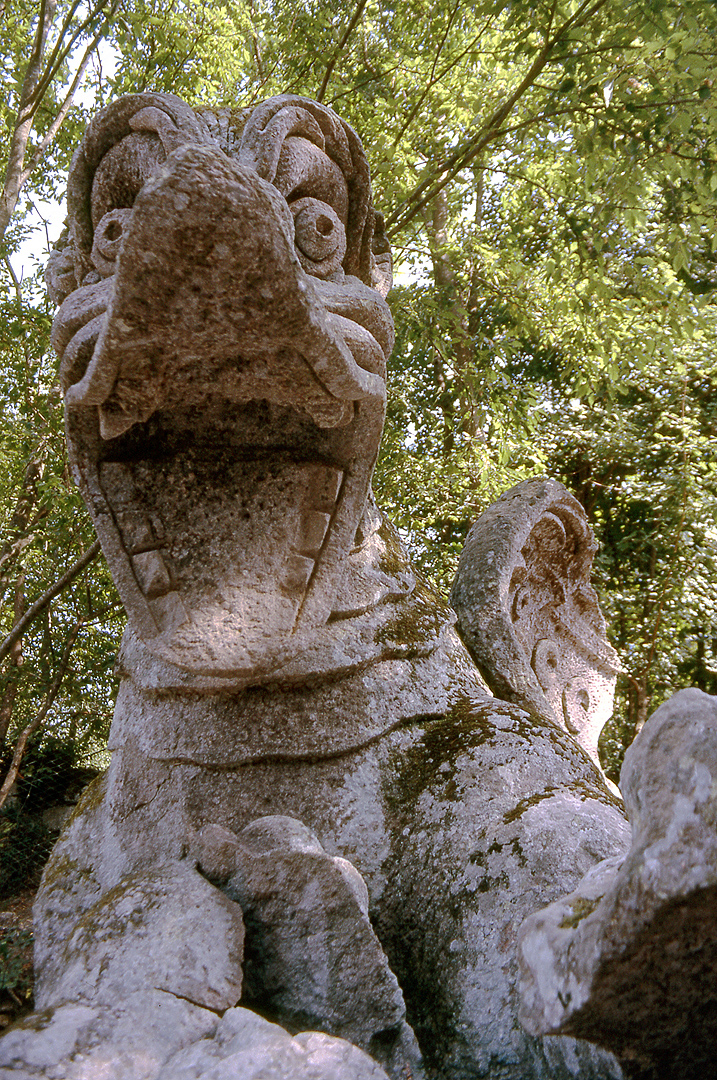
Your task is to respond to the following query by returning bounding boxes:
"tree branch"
[21,23,109,184]
[0,540,101,664]
[0,0,117,242]
[26,0,84,109]
[28,0,113,115]
[0,620,82,812]
[316,0,369,103]
[385,0,609,235]
[0,574,26,748]
[0,449,48,591]
[389,4,499,155]
[0,0,56,238]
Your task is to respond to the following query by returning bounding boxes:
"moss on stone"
[66,772,109,827]
[375,581,450,652]
[559,895,602,929]
[511,837,528,866]
[9,1007,57,1033]
[377,517,412,576]
[388,697,499,809]
[71,869,162,941]
[40,851,83,892]
[503,788,558,824]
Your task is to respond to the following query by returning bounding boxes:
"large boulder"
[518,688,717,1078]
[35,857,245,1012]
[375,691,628,1080]
[0,996,389,1080]
[196,816,423,1080]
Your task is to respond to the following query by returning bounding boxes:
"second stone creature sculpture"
[3,90,716,1080]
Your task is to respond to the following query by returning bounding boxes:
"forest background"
[1,0,717,890]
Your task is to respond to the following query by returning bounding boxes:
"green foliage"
[0,262,123,762]
[0,808,54,899]
[0,928,33,999]
[0,734,100,898]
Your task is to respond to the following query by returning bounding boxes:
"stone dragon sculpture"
[3,92,716,1080]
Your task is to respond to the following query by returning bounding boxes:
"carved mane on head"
[451,478,619,762]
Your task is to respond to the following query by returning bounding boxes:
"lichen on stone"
[559,895,602,930]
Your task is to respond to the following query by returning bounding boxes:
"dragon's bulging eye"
[92,209,132,277]
[90,132,166,226]
[291,197,347,278]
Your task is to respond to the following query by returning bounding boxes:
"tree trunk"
[0,0,57,240]
[428,187,482,445]
[0,574,25,748]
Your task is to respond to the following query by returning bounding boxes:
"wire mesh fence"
[0,738,108,900]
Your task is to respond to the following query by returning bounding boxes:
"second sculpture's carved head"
[451,478,620,764]
[47,93,395,683]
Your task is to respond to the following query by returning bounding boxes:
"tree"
[1,0,121,240]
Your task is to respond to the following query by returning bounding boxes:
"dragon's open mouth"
[50,95,394,681]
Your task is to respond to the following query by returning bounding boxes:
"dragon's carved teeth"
[132,550,172,599]
[296,511,332,557]
[281,465,344,608]
[96,451,349,669]
[150,592,190,634]
[114,510,165,554]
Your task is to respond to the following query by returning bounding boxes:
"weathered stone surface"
[159,1007,391,1080]
[29,548,629,1078]
[0,996,388,1080]
[35,858,244,1011]
[31,654,628,1078]
[375,689,628,1080]
[0,990,217,1079]
[518,688,717,1077]
[451,478,620,766]
[214,816,423,1079]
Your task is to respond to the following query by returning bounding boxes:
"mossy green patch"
[10,1007,56,1032]
[375,579,451,653]
[71,869,163,942]
[560,894,602,929]
[40,851,83,892]
[377,517,412,576]
[67,772,109,827]
[503,788,558,824]
[511,837,528,866]
[388,696,499,810]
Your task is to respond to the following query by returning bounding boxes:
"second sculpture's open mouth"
[52,95,393,680]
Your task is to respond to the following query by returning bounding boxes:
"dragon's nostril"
[316,215,333,236]
[106,221,123,241]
